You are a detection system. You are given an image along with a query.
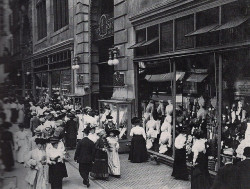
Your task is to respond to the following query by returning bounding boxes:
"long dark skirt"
[191,166,211,189]
[11,109,18,123]
[128,135,148,163]
[48,162,68,185]
[1,141,14,170]
[90,158,109,179]
[172,148,189,180]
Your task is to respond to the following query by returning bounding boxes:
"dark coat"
[211,163,239,189]
[237,159,250,189]
[74,137,95,164]
[65,119,78,139]
[30,116,40,133]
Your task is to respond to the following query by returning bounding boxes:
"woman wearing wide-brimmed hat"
[106,126,120,177]
[90,129,109,180]
[129,117,148,163]
[46,136,68,189]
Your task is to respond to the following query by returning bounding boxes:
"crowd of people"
[0,93,123,188]
[0,92,249,189]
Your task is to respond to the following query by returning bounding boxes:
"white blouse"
[175,134,186,149]
[130,126,146,140]
[46,141,65,164]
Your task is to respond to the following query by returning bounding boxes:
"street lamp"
[108,47,120,66]
[72,56,80,70]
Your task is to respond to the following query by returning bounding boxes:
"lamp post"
[107,47,120,66]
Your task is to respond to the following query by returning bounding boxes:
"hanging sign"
[94,14,114,41]
[235,79,250,96]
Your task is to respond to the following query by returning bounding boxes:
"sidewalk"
[67,150,191,189]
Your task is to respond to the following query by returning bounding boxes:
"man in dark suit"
[211,149,239,189]
[74,125,95,188]
[30,112,40,136]
[237,146,250,189]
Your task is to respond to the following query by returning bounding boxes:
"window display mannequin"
[165,100,173,116]
[146,114,158,150]
[110,104,118,124]
[143,100,155,129]
[157,100,165,120]
[159,115,172,154]
[100,105,111,126]
[235,100,246,123]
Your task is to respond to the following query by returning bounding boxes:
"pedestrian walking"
[90,129,109,180]
[172,127,189,181]
[46,136,68,189]
[30,112,40,136]
[106,127,121,177]
[74,125,95,188]
[0,113,14,171]
[14,123,29,163]
[64,113,78,149]
[191,130,211,189]
[128,117,148,163]
[237,147,250,189]
[25,138,48,189]
[211,149,239,189]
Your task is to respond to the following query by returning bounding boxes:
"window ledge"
[51,25,69,38]
[36,37,47,45]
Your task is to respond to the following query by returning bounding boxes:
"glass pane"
[118,104,128,140]
[175,15,194,49]
[138,61,173,157]
[175,55,218,171]
[161,21,173,52]
[61,69,71,95]
[221,49,250,166]
[52,71,61,94]
[35,73,42,98]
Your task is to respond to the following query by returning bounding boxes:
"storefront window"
[138,61,174,157]
[161,21,173,52]
[175,54,218,171]
[61,69,71,95]
[51,71,61,94]
[221,49,250,165]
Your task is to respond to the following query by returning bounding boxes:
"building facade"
[27,0,250,170]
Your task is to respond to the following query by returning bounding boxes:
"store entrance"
[97,37,114,100]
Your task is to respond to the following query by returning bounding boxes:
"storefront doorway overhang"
[133,41,250,62]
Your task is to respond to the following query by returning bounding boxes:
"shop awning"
[140,37,159,47]
[186,74,208,82]
[145,72,185,82]
[185,24,218,37]
[210,16,249,32]
[128,41,146,49]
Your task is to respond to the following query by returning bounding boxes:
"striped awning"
[128,41,146,49]
[185,24,218,37]
[145,72,185,82]
[210,16,249,32]
[140,37,159,47]
[186,74,208,82]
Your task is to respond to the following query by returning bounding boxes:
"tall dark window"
[161,21,173,52]
[53,0,69,31]
[37,0,47,40]
[175,15,194,49]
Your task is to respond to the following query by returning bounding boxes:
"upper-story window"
[36,0,47,40]
[53,0,69,31]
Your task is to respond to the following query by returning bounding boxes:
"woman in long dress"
[106,128,120,177]
[10,99,18,123]
[14,123,29,163]
[3,99,11,123]
[46,137,68,189]
[191,130,211,189]
[25,138,47,189]
[17,102,25,124]
[128,117,148,163]
[172,127,189,180]
[90,129,109,180]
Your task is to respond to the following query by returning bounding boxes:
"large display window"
[221,49,250,164]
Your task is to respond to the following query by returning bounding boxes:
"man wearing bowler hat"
[237,146,250,189]
[74,125,95,188]
[211,148,239,189]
